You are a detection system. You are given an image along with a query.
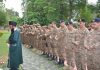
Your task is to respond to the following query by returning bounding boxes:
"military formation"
[20,18,100,70]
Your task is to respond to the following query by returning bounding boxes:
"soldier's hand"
[89,46,96,50]
[72,41,80,46]
[55,35,58,40]
[86,46,96,51]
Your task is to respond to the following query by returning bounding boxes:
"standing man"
[76,19,89,70]
[87,18,100,70]
[7,21,23,70]
[67,21,78,70]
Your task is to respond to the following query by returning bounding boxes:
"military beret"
[60,20,65,23]
[78,18,86,22]
[68,21,73,25]
[94,18,100,23]
[9,21,17,26]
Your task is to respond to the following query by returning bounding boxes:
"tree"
[80,7,93,23]
[6,9,21,24]
[96,0,100,17]
[0,10,7,25]
[97,0,100,12]
[0,0,3,2]
[23,0,95,25]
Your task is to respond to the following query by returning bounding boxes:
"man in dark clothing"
[7,21,23,70]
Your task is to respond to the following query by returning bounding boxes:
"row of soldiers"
[20,18,100,70]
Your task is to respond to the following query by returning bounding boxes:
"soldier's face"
[96,23,100,27]
[52,24,57,28]
[93,22,100,29]
[60,22,65,27]
[67,24,73,30]
[79,22,85,28]
[91,23,96,29]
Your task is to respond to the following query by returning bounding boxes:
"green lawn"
[0,30,10,67]
[0,30,23,69]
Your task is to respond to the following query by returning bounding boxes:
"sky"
[4,0,98,17]
[4,0,23,17]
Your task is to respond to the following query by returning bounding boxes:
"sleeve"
[11,30,19,44]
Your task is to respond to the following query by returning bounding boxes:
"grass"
[0,30,10,68]
[0,30,23,70]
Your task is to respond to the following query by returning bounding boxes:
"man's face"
[51,23,57,28]
[60,22,65,27]
[79,22,85,28]
[92,22,100,29]
[67,24,73,30]
[96,22,100,28]
[9,25,13,29]
[91,23,96,29]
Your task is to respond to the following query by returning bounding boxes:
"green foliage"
[0,0,3,2]
[96,0,100,13]
[5,9,23,25]
[0,30,9,68]
[97,13,100,18]
[0,32,3,37]
[80,7,93,23]
[16,17,24,25]
[22,0,98,25]
[0,10,7,26]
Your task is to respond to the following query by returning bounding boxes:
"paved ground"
[22,46,64,70]
[1,46,65,70]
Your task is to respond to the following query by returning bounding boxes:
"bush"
[79,7,93,24]
[97,13,100,18]
[0,10,7,26]
[0,32,3,37]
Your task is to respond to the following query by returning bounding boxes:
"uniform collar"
[14,27,18,31]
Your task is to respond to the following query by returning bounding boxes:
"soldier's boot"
[46,53,49,58]
[50,55,54,60]
[54,55,57,60]
[41,52,46,55]
[50,54,55,59]
[55,57,60,64]
[47,53,50,57]
[29,45,33,49]
[48,55,54,60]
[58,59,63,64]
[48,53,51,58]
[60,59,64,65]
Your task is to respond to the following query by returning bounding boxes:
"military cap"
[94,18,100,23]
[9,21,17,26]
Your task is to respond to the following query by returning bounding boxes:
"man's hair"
[78,18,86,22]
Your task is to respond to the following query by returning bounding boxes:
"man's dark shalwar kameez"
[8,27,23,70]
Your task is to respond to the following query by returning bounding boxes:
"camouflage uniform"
[75,28,89,70]
[86,28,100,70]
[57,28,68,61]
[66,29,78,70]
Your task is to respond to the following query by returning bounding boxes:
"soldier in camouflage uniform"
[48,23,59,60]
[58,21,68,65]
[66,21,78,70]
[75,19,89,70]
[86,18,100,70]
